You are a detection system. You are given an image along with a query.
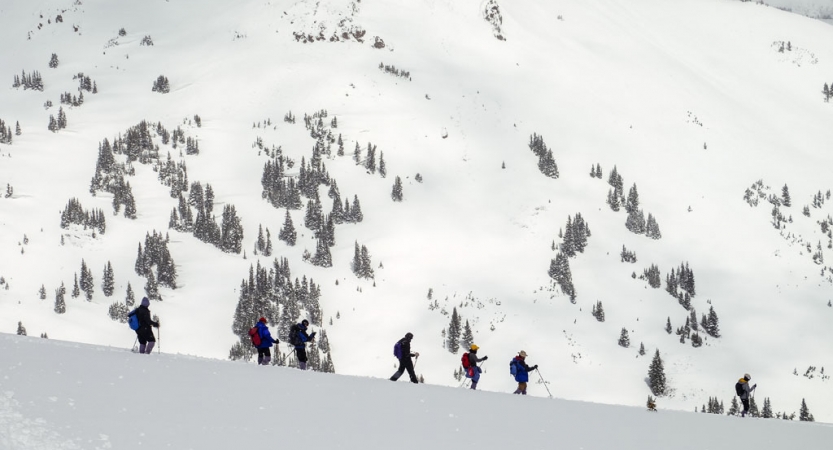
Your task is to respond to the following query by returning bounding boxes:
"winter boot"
[299,361,307,370]
[257,355,264,365]
[262,356,271,365]
[139,344,146,354]
[144,342,155,354]
[470,382,478,390]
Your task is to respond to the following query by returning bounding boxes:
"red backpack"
[248,326,262,347]
[461,353,471,369]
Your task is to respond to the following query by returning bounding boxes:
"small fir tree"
[648,349,667,396]
[618,328,630,348]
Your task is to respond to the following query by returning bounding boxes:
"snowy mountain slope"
[1,0,833,420]
[1,334,831,450]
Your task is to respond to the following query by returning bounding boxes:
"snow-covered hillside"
[1,0,833,421]
[1,334,831,450]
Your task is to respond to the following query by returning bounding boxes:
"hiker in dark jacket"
[135,297,160,354]
[291,320,316,370]
[390,332,420,383]
[738,373,757,417]
[465,344,488,390]
[254,317,278,365]
[511,350,537,395]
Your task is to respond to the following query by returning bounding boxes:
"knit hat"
[470,344,479,351]
[405,332,414,340]
[259,317,267,323]
[519,350,527,358]
[744,373,751,380]
[141,297,150,307]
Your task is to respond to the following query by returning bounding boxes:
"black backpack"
[735,382,744,396]
[289,324,301,346]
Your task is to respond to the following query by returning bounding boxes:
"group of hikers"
[128,300,758,406]
[389,332,540,395]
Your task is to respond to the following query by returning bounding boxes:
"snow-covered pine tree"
[618,328,630,347]
[799,399,814,422]
[16,321,26,335]
[461,320,474,350]
[447,307,461,353]
[391,176,403,201]
[639,342,646,356]
[648,349,667,396]
[379,152,386,178]
[54,286,67,314]
[626,184,640,214]
[125,282,135,308]
[38,284,46,299]
[102,261,115,297]
[144,270,161,301]
[71,273,80,298]
[279,210,297,246]
[645,213,662,239]
[706,305,720,338]
[782,184,791,207]
[80,259,94,301]
[762,397,773,418]
[592,300,605,322]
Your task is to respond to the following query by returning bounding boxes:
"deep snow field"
[1,0,833,425]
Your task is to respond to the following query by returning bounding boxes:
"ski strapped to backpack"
[127,309,140,331]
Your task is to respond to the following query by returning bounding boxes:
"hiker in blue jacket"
[390,332,420,383]
[254,317,278,365]
[135,297,160,354]
[290,320,316,370]
[510,350,537,395]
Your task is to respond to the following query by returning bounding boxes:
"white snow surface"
[0,334,831,450]
[1,0,833,425]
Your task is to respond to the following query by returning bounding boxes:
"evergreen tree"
[447,307,461,353]
[72,273,80,298]
[799,399,814,422]
[17,321,27,335]
[461,320,474,350]
[625,209,646,234]
[279,210,297,246]
[125,282,135,308]
[220,204,244,254]
[391,176,403,202]
[626,184,640,214]
[618,328,630,347]
[379,152,387,178]
[706,306,720,338]
[351,195,364,222]
[39,284,47,299]
[592,300,605,322]
[144,270,161,301]
[749,397,759,418]
[782,184,792,207]
[638,342,646,356]
[264,229,273,256]
[762,398,773,418]
[645,213,662,239]
[548,252,576,302]
[648,349,667,396]
[79,259,94,301]
[360,245,374,279]
[312,238,333,267]
[102,261,115,297]
[728,397,739,416]
[54,286,66,314]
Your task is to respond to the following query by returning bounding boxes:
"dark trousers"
[390,357,418,383]
[136,326,156,345]
[295,347,308,362]
[257,347,272,365]
[741,398,750,416]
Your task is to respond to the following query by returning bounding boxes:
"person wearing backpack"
[463,344,488,390]
[134,297,160,354]
[252,317,278,365]
[509,350,537,395]
[390,332,420,383]
[289,320,316,370]
[736,373,757,417]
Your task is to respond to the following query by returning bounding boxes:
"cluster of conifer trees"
[59,91,85,107]
[0,119,20,144]
[134,230,178,302]
[47,107,68,132]
[351,241,374,279]
[445,307,474,358]
[152,75,170,93]
[605,166,661,239]
[665,262,696,309]
[229,259,334,372]
[60,198,106,234]
[72,72,96,93]
[528,133,558,179]
[12,70,43,91]
[378,62,411,79]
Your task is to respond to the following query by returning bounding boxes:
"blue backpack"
[127,309,140,330]
[393,341,402,359]
[509,359,518,376]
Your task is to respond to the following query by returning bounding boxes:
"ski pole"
[413,354,419,369]
[536,368,553,398]
[132,336,137,352]
[157,325,161,354]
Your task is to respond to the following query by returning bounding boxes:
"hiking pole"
[132,336,137,352]
[413,354,419,369]
[536,368,554,399]
[157,325,161,354]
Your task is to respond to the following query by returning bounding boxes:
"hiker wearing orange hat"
[462,344,488,390]
[509,350,537,395]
